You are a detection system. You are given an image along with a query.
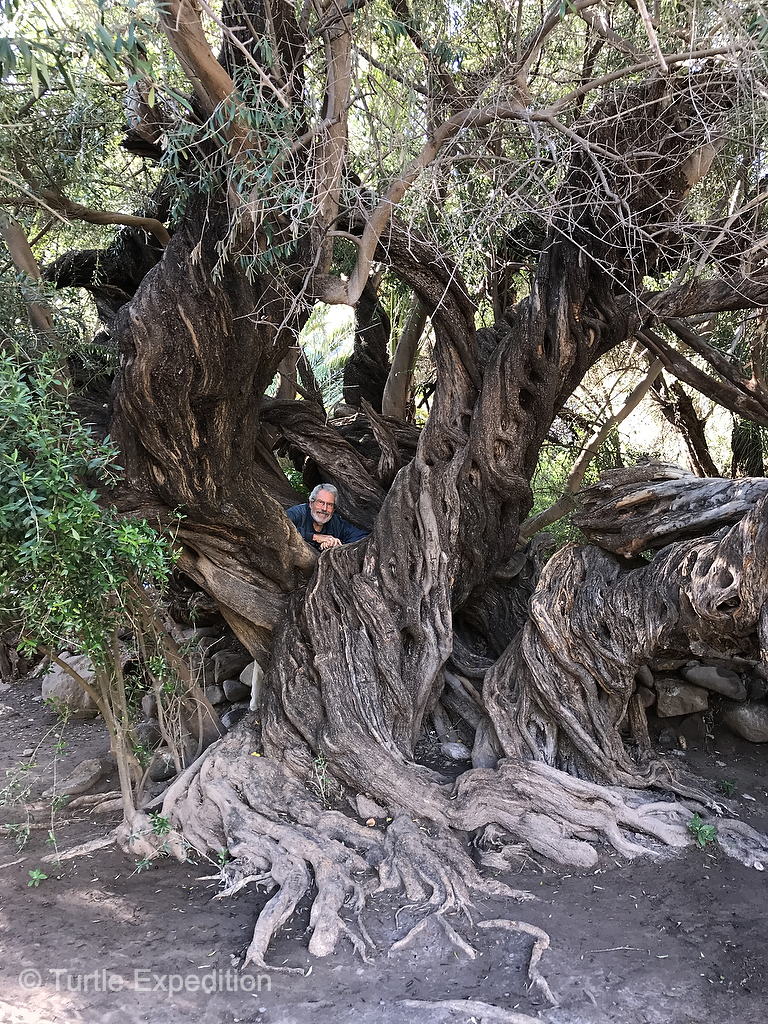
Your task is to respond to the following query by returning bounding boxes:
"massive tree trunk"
[106,69,768,964]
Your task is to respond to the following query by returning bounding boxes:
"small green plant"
[717,779,737,797]
[149,812,171,836]
[688,813,718,848]
[28,868,48,887]
[6,821,30,851]
[217,846,231,867]
[135,855,153,872]
[309,754,331,807]
[51,794,69,811]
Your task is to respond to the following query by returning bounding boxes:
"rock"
[204,684,226,707]
[148,748,177,782]
[41,655,99,719]
[655,676,709,717]
[42,758,105,798]
[223,678,251,703]
[747,671,768,702]
[220,704,251,731]
[141,692,158,720]
[0,704,18,718]
[681,664,747,701]
[134,718,162,750]
[239,661,265,711]
[214,650,252,685]
[635,665,654,689]
[440,741,472,761]
[649,657,687,672]
[721,701,768,743]
[635,685,656,708]
[356,795,386,819]
[657,727,679,749]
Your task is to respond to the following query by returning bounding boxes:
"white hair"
[309,483,338,503]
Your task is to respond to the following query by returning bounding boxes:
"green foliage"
[717,779,737,797]
[688,813,718,848]
[149,811,171,837]
[0,351,176,660]
[27,867,47,886]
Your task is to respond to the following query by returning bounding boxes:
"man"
[286,483,368,550]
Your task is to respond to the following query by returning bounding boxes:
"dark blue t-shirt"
[286,503,368,549]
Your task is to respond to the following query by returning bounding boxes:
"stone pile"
[634,657,768,746]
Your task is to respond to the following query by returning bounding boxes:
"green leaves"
[0,352,176,662]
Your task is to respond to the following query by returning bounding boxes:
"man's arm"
[331,515,368,545]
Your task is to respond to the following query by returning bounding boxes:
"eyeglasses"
[312,500,335,509]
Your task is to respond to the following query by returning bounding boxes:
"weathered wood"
[574,464,768,555]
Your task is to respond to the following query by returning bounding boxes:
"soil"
[1,674,767,1024]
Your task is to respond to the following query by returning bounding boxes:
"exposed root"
[479,918,557,1007]
[453,759,697,867]
[388,916,430,954]
[40,830,118,863]
[716,818,768,869]
[399,998,541,1023]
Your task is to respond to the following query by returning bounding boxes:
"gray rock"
[204,684,226,707]
[441,741,472,761]
[214,650,252,685]
[41,655,99,719]
[657,727,679,749]
[655,676,709,717]
[721,701,768,743]
[635,665,654,689]
[635,685,656,708]
[220,704,251,731]
[747,671,768,702]
[141,692,158,720]
[42,758,105,798]
[681,664,746,701]
[148,748,177,782]
[223,678,251,703]
[649,657,688,672]
[134,718,162,749]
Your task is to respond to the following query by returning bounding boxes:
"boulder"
[42,758,106,798]
[41,655,99,719]
[223,678,251,703]
[214,649,252,685]
[635,685,656,708]
[747,668,768,702]
[204,684,226,707]
[134,718,163,750]
[721,701,768,743]
[655,676,709,717]
[681,664,746,701]
[440,741,472,761]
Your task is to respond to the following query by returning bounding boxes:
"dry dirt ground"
[1,673,767,1024]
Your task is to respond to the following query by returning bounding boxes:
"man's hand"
[314,534,341,550]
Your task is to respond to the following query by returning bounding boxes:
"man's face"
[310,489,336,525]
